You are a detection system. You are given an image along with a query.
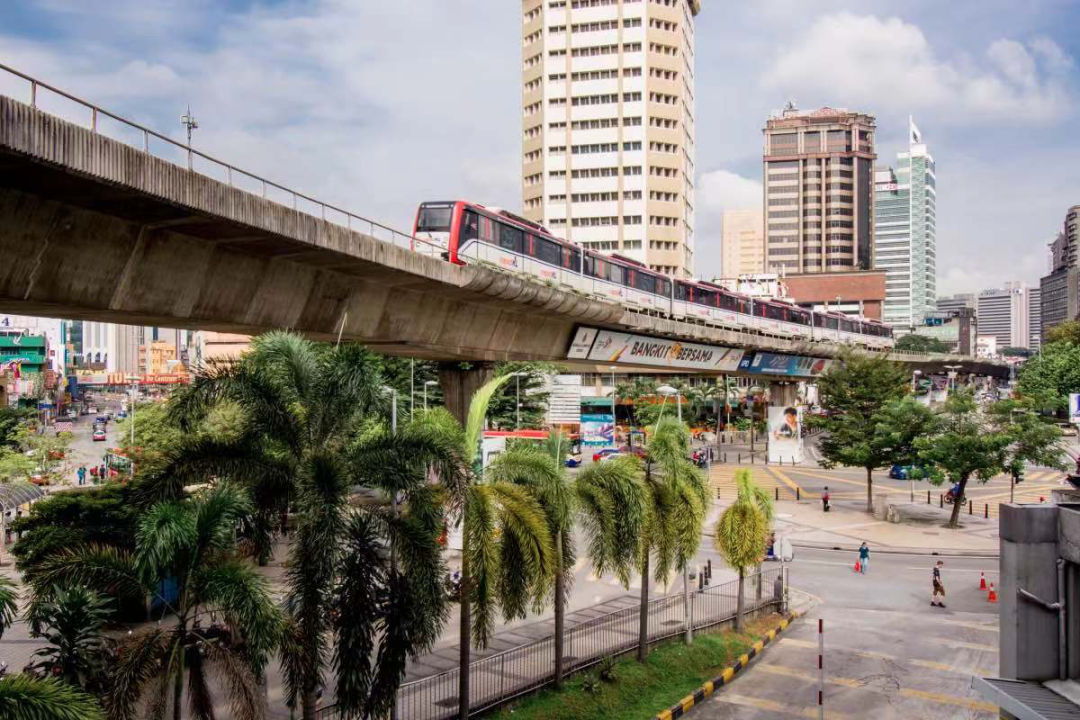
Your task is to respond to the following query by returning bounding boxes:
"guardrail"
[0,62,441,256]
[315,567,783,719]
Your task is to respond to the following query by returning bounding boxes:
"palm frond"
[186,646,215,720]
[464,485,499,649]
[463,375,512,459]
[134,501,197,583]
[192,559,284,673]
[0,576,18,641]
[574,457,645,587]
[311,343,386,443]
[202,641,266,720]
[488,481,554,623]
[30,545,145,607]
[191,483,255,560]
[101,627,175,720]
[0,674,105,720]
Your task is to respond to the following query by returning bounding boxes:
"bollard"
[797,487,801,502]
[698,570,705,591]
[737,453,741,464]
[775,487,780,502]
[707,559,713,580]
[778,457,781,466]
[724,453,728,463]
[985,503,989,519]
[969,499,973,515]
[927,490,931,505]
[751,454,755,465]
[939,493,943,508]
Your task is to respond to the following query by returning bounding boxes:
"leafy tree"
[713,469,773,631]
[154,332,449,720]
[1001,346,1032,358]
[988,399,1067,502]
[0,406,34,448]
[809,351,911,511]
[895,334,951,353]
[113,400,242,481]
[1017,341,1080,413]
[915,390,1013,528]
[0,675,104,720]
[1046,320,1080,345]
[0,423,72,484]
[872,397,940,471]
[615,377,658,425]
[31,483,283,720]
[486,362,556,430]
[635,417,709,660]
[377,355,442,420]
[410,377,555,720]
[10,485,140,588]
[26,585,113,693]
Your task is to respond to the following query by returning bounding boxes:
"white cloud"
[762,12,1075,123]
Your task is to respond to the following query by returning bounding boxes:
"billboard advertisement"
[767,406,803,464]
[741,352,833,378]
[581,413,615,446]
[1070,393,1080,425]
[567,327,744,371]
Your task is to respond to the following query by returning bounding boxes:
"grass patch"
[487,614,781,720]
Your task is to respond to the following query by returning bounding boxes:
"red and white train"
[413,200,893,349]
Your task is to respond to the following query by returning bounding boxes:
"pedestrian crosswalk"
[961,469,1065,518]
[710,465,798,502]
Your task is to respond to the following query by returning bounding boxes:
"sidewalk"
[765,496,1000,556]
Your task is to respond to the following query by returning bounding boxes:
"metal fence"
[317,568,782,720]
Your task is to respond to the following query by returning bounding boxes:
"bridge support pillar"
[438,363,495,426]
[768,380,798,407]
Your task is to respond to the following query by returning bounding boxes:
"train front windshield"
[416,203,454,233]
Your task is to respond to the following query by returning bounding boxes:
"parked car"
[591,448,621,463]
[888,464,928,480]
[118,410,128,419]
[92,429,107,442]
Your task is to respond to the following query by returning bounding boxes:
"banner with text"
[740,352,833,378]
[568,327,744,372]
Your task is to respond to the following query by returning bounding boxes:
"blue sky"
[2,0,1078,295]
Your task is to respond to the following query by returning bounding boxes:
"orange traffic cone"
[988,583,998,603]
[979,573,987,591]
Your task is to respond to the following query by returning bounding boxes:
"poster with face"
[768,406,803,464]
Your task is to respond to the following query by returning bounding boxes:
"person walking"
[858,542,869,574]
[822,486,830,512]
[76,466,86,486]
[932,560,946,608]
[99,464,106,481]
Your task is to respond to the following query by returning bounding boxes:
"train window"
[461,211,480,242]
[479,216,495,243]
[606,262,625,285]
[417,204,453,232]
[568,247,582,272]
[635,271,656,294]
[584,253,599,278]
[658,277,671,297]
[535,236,563,266]
[498,223,523,253]
[675,282,689,301]
[697,288,714,307]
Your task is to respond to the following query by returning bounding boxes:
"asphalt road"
[695,547,1001,720]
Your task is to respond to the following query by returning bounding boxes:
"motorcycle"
[444,571,462,602]
[944,488,965,505]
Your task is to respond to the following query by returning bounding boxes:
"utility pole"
[181,106,198,170]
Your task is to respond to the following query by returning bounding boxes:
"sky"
[2,0,1078,296]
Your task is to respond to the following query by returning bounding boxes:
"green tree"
[713,469,773,631]
[32,483,283,720]
[635,417,709,659]
[1046,320,1080,345]
[988,399,1068,502]
[809,351,911,511]
[155,332,449,720]
[0,675,104,720]
[0,423,72,484]
[0,576,17,640]
[0,406,34,448]
[894,334,951,354]
[872,396,940,472]
[1001,346,1032,358]
[11,484,139,588]
[26,585,113,693]
[487,362,555,430]
[915,390,1012,528]
[113,400,243,481]
[377,355,442,420]
[1017,341,1080,413]
[411,377,555,720]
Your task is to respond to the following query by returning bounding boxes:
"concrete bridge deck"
[0,79,1007,377]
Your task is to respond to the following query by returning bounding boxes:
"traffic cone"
[988,583,998,603]
[979,573,987,591]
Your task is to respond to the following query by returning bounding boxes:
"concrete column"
[768,380,798,407]
[438,363,495,426]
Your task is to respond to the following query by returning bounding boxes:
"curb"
[790,540,999,558]
[650,610,803,720]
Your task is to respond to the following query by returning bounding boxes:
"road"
[695,547,1000,720]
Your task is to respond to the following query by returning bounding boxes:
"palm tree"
[32,484,283,720]
[153,332,450,720]
[26,585,113,693]
[0,576,17,641]
[0,675,104,720]
[713,469,773,631]
[411,378,555,720]
[635,417,710,658]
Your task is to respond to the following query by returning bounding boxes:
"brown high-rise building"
[762,105,876,275]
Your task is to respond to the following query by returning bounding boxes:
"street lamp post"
[911,369,923,394]
[657,384,679,422]
[944,365,962,394]
[127,376,139,480]
[513,371,528,429]
[609,366,618,448]
[424,379,437,410]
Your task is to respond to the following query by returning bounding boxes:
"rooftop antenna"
[784,98,797,113]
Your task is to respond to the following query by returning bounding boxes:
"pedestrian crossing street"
[710,465,798,502]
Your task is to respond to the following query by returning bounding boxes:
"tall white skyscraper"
[874,118,937,330]
[978,281,1037,350]
[521,0,700,277]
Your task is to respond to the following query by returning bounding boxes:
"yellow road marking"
[787,468,907,494]
[716,693,852,720]
[756,664,997,712]
[765,465,804,495]
[779,638,995,676]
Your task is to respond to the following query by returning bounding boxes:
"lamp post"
[609,366,618,448]
[126,376,140,479]
[943,364,962,394]
[657,384,680,422]
[911,369,923,395]
[424,380,437,410]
